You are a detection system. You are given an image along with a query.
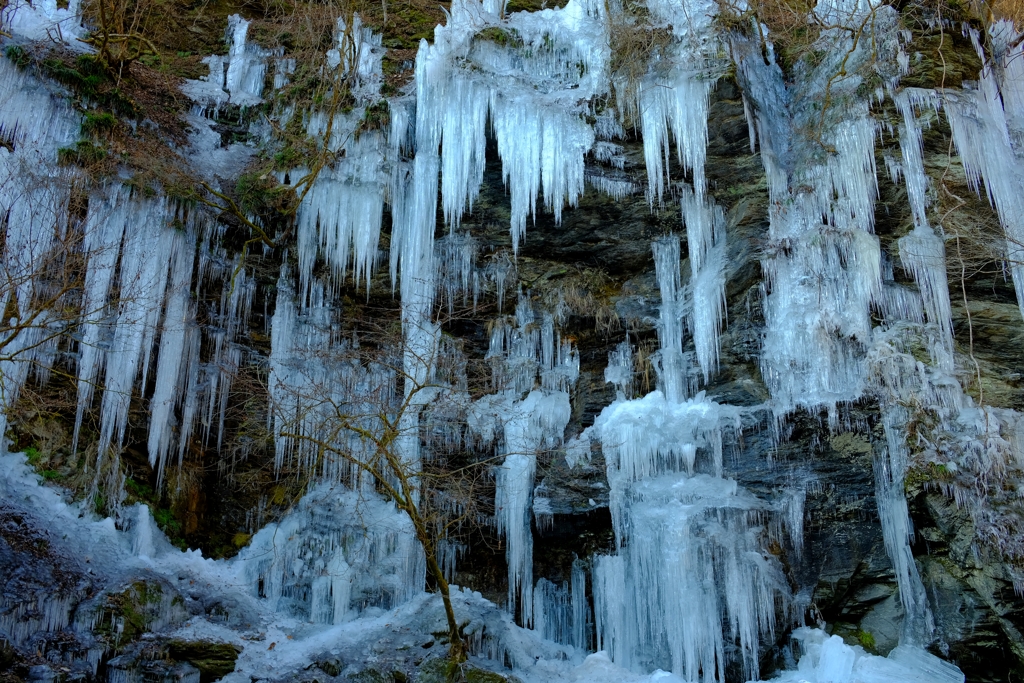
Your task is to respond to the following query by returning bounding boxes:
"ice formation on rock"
[5,0,1024,679]
[240,484,425,624]
[591,390,790,681]
[576,237,792,682]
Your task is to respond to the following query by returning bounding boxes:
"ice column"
[737,21,884,420]
[470,298,577,626]
[652,236,689,402]
[570,557,591,652]
[592,392,787,682]
[876,408,934,646]
[148,233,196,483]
[682,189,728,382]
[392,153,442,493]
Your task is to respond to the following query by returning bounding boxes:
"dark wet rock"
[416,657,522,683]
[107,650,203,683]
[166,640,242,682]
[314,655,345,677]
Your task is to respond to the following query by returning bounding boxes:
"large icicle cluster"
[942,25,1024,322]
[0,54,79,445]
[415,0,610,250]
[583,239,792,681]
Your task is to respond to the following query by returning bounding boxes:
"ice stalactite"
[530,564,592,651]
[941,24,1024,322]
[591,464,789,682]
[631,7,729,386]
[652,236,690,403]
[604,340,634,399]
[738,1,953,655]
[898,228,954,371]
[468,298,578,626]
[436,231,478,314]
[876,407,934,645]
[893,89,955,371]
[495,389,571,626]
[295,131,388,299]
[0,54,79,447]
[287,19,390,299]
[392,152,442,493]
[71,190,130,454]
[269,274,397,483]
[639,71,715,206]
[682,189,728,383]
[148,233,197,484]
[570,557,591,652]
[414,0,608,251]
[865,320,1024,647]
[94,201,175,475]
[204,263,255,453]
[533,578,570,646]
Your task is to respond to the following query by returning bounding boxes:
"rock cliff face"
[3,0,1024,681]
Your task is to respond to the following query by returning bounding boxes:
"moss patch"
[167,640,242,683]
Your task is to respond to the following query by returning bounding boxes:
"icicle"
[942,32,1024,321]
[492,104,594,252]
[94,199,175,473]
[533,578,571,645]
[640,73,714,205]
[413,0,606,250]
[682,189,728,383]
[571,558,591,652]
[495,389,572,626]
[0,55,79,448]
[898,227,954,371]
[148,234,195,483]
[295,134,387,298]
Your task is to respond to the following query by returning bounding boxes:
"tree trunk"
[424,538,466,662]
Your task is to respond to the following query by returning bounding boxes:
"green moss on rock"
[167,640,242,683]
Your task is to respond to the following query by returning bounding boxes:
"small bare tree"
[270,313,496,668]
